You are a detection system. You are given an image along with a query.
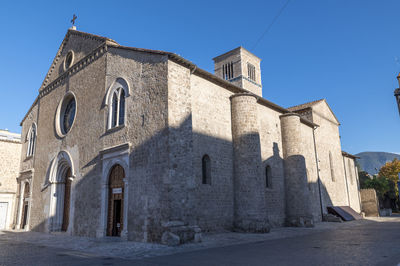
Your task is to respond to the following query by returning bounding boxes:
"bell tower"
[213,46,262,96]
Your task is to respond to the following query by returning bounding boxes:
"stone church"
[15,27,361,243]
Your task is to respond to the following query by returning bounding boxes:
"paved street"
[1,217,399,266]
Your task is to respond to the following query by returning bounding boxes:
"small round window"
[56,92,77,137]
[64,51,74,70]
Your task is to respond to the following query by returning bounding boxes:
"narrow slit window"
[111,92,118,128]
[202,155,211,185]
[265,165,272,188]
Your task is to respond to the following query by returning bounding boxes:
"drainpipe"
[342,156,351,206]
[312,126,324,219]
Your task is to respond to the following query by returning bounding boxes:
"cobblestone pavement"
[1,217,399,265]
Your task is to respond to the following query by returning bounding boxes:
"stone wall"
[312,102,348,212]
[360,189,379,217]
[190,74,234,231]
[231,94,268,232]
[257,104,285,226]
[343,156,361,212]
[106,47,169,242]
[25,33,171,241]
[20,103,38,173]
[0,139,21,192]
[299,122,322,222]
[239,48,262,96]
[213,47,262,96]
[0,136,21,229]
[19,29,363,243]
[29,46,107,235]
[43,31,106,89]
[280,113,314,227]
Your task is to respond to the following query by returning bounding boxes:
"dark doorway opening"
[112,199,122,236]
[21,182,30,229]
[107,165,125,237]
[61,169,72,232]
[22,204,28,229]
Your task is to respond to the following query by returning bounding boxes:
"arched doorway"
[50,165,72,232]
[107,165,125,237]
[21,182,30,229]
[47,151,75,233]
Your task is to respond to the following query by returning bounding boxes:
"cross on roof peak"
[71,14,77,26]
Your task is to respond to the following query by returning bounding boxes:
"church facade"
[16,28,361,243]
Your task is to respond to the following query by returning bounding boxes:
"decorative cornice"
[279,113,301,119]
[40,33,70,90]
[100,142,131,156]
[0,138,21,144]
[19,168,34,175]
[39,44,108,98]
[39,29,117,92]
[229,92,259,100]
[342,151,360,159]
[69,30,118,44]
[242,76,262,88]
[228,75,262,88]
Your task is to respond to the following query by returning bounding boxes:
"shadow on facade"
[26,116,337,242]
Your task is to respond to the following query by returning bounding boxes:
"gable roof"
[22,28,318,129]
[38,29,119,92]
[287,99,325,112]
[288,99,340,125]
[342,151,360,159]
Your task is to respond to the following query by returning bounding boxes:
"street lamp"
[395,74,400,116]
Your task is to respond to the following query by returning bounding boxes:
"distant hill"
[355,152,400,175]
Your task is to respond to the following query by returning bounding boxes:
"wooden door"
[61,168,72,232]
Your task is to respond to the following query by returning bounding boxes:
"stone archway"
[107,164,125,237]
[48,151,75,232]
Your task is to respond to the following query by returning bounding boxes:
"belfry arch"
[48,151,75,232]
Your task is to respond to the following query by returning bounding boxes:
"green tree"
[359,171,372,188]
[378,158,400,198]
[363,175,390,200]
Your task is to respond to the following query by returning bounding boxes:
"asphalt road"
[1,219,400,266]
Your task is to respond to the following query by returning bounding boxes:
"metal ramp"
[327,206,362,221]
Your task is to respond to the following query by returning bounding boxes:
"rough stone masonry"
[14,28,361,244]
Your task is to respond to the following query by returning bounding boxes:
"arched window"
[265,165,272,188]
[106,78,129,130]
[329,152,335,182]
[26,124,36,157]
[202,155,211,185]
[110,88,126,128]
[111,91,118,128]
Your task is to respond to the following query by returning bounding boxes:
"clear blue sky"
[0,0,399,155]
